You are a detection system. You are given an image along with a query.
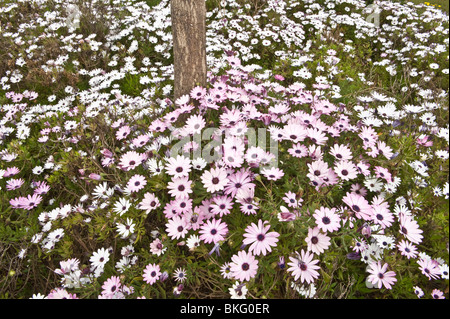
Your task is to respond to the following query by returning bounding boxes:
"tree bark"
[171,0,207,100]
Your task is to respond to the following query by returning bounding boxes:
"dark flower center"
[257,234,265,241]
[178,185,185,191]
[176,167,183,173]
[241,263,250,271]
[322,217,330,224]
[352,205,360,212]
[212,177,220,184]
[311,236,319,244]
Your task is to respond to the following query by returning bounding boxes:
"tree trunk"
[171,0,207,101]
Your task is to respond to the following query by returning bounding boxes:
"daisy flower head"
[47,288,78,299]
[261,167,285,181]
[282,191,302,208]
[143,263,161,285]
[413,286,424,298]
[119,151,144,171]
[165,215,189,240]
[371,205,394,229]
[399,213,423,244]
[366,261,397,289]
[186,234,201,250]
[201,167,229,193]
[126,174,147,193]
[167,176,193,199]
[230,250,259,282]
[288,143,308,158]
[417,258,441,280]
[287,249,321,284]
[165,155,192,179]
[329,144,353,161]
[229,281,248,299]
[397,240,418,259]
[173,267,188,283]
[116,218,135,239]
[150,238,167,256]
[220,262,233,279]
[138,192,161,214]
[313,207,341,233]
[199,218,228,244]
[184,114,206,135]
[210,195,234,217]
[116,125,131,140]
[90,247,110,270]
[334,160,358,181]
[305,227,331,255]
[113,198,131,216]
[342,192,372,221]
[101,276,122,297]
[431,289,445,299]
[242,219,280,256]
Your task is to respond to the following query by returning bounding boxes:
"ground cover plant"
[0,0,448,299]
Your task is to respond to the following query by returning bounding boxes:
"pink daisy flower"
[23,193,43,210]
[199,218,228,244]
[334,160,358,181]
[399,213,423,244]
[287,249,320,284]
[282,191,302,208]
[342,192,372,221]
[138,192,160,214]
[329,144,353,161]
[116,125,131,140]
[242,219,280,256]
[143,263,161,285]
[47,288,78,299]
[165,155,192,179]
[126,174,147,193]
[374,166,392,183]
[288,143,308,158]
[101,276,122,297]
[230,250,259,282]
[165,215,189,240]
[167,177,193,199]
[171,197,193,215]
[224,168,255,198]
[307,159,329,181]
[119,151,144,171]
[201,167,229,193]
[305,227,331,255]
[431,289,445,299]
[261,167,284,181]
[6,178,24,191]
[366,261,397,289]
[184,114,206,135]
[397,240,418,259]
[10,196,28,209]
[313,207,341,233]
[417,258,441,280]
[183,208,205,231]
[371,205,394,229]
[210,195,234,217]
[132,134,150,148]
[190,86,207,100]
[3,166,20,177]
